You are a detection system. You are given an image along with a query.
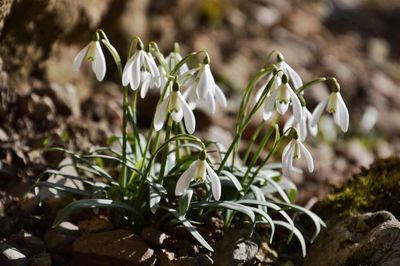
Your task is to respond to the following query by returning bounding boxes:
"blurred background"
[1,0,400,203]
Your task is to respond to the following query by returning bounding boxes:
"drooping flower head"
[181,55,227,113]
[283,106,318,141]
[154,79,196,134]
[262,74,303,122]
[281,130,314,177]
[165,42,189,75]
[73,38,106,81]
[175,149,221,200]
[122,39,161,98]
[310,79,349,132]
[276,53,303,90]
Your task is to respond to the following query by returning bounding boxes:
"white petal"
[310,100,328,127]
[72,44,89,75]
[122,56,135,86]
[205,163,221,200]
[298,119,307,141]
[175,161,198,196]
[276,101,289,115]
[130,52,142,90]
[171,108,184,123]
[197,66,209,99]
[283,115,295,134]
[337,93,349,132]
[288,85,303,123]
[284,62,303,89]
[263,91,277,120]
[204,91,216,113]
[282,141,294,177]
[144,52,159,77]
[178,92,196,134]
[214,84,227,108]
[298,141,314,172]
[93,42,106,81]
[154,98,169,131]
[140,72,152,98]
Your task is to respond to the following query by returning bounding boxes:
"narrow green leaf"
[53,199,143,226]
[274,221,306,257]
[191,201,255,223]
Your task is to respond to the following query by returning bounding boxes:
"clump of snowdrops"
[34,29,349,255]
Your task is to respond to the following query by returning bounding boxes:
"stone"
[78,216,113,234]
[45,222,80,254]
[47,83,81,117]
[72,229,156,266]
[10,231,45,254]
[305,211,400,266]
[140,227,168,247]
[29,253,51,266]
[214,225,260,266]
[0,242,28,266]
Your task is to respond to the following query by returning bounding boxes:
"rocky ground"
[1,0,400,265]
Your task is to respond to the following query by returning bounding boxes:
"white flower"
[310,91,349,132]
[282,139,314,177]
[122,49,160,98]
[262,78,303,122]
[166,51,189,75]
[175,158,221,200]
[277,56,303,90]
[283,107,317,141]
[182,64,227,113]
[73,41,106,81]
[154,89,195,134]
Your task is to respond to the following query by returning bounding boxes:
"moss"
[314,157,400,220]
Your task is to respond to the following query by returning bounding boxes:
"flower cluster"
[42,30,350,256]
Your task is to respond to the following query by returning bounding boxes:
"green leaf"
[190,201,255,223]
[165,208,213,252]
[277,202,325,242]
[33,181,90,197]
[221,170,243,195]
[149,186,161,214]
[53,199,143,226]
[248,207,275,243]
[273,221,306,257]
[238,199,294,232]
[178,189,193,217]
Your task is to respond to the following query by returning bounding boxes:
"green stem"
[158,116,173,184]
[242,120,265,165]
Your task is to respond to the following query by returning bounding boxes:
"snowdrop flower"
[154,81,195,134]
[283,106,317,141]
[282,137,314,177]
[175,151,221,200]
[122,42,160,98]
[277,54,303,90]
[263,75,303,122]
[165,43,189,75]
[73,40,106,81]
[182,61,227,113]
[310,90,349,132]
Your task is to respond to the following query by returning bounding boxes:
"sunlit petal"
[310,100,328,127]
[154,98,169,131]
[72,44,89,75]
[205,163,221,200]
[175,161,198,196]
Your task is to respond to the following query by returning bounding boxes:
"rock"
[46,83,81,117]
[0,242,28,266]
[140,227,168,247]
[45,221,80,254]
[214,225,260,266]
[10,231,45,254]
[255,242,278,264]
[29,253,51,266]
[157,249,213,266]
[305,211,400,266]
[72,229,156,266]
[25,94,55,122]
[38,157,84,201]
[314,157,400,220]
[78,216,113,234]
